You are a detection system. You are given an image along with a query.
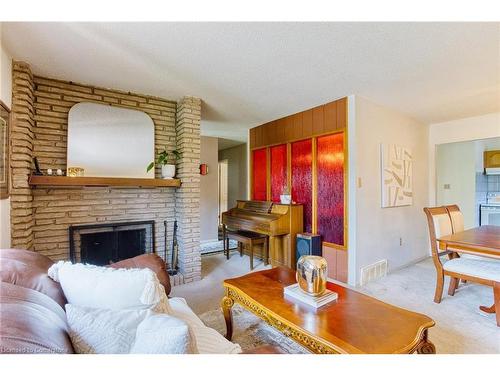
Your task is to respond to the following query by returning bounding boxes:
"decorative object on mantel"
[147,149,181,179]
[32,157,43,176]
[381,143,413,208]
[199,163,208,175]
[0,100,10,199]
[280,185,292,204]
[47,168,53,176]
[56,169,65,176]
[296,255,328,296]
[67,167,85,177]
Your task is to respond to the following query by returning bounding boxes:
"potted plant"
[147,149,181,179]
[280,185,292,204]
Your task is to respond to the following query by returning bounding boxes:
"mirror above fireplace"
[67,102,155,178]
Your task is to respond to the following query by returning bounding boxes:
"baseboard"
[388,255,431,274]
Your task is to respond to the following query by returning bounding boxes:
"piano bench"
[224,230,269,270]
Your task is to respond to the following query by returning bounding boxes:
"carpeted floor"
[199,304,309,353]
[171,253,500,354]
[200,239,238,255]
[359,258,499,354]
[170,251,272,314]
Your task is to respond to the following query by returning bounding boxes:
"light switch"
[357,177,362,188]
[444,184,451,190]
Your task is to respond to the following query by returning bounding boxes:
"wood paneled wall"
[248,97,348,282]
[250,97,347,149]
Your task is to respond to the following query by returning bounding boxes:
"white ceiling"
[2,22,499,142]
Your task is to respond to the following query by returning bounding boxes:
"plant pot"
[280,194,292,204]
[161,164,176,179]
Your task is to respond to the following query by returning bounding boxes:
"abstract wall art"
[381,143,413,208]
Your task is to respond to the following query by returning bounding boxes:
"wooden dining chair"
[423,207,458,302]
[444,204,490,263]
[423,206,500,304]
[444,204,464,233]
[444,204,468,290]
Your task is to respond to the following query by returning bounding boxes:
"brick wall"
[10,62,202,282]
[175,97,202,282]
[10,62,35,250]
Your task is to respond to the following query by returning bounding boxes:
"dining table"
[438,225,500,326]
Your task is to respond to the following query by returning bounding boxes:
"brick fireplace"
[9,61,202,283]
[69,220,155,265]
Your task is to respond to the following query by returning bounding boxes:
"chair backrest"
[444,204,464,233]
[423,206,453,268]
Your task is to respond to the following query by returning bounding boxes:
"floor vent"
[360,260,388,286]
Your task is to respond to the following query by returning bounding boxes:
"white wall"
[428,112,500,205]
[346,95,357,285]
[436,142,476,228]
[0,23,12,249]
[200,136,219,242]
[353,96,430,284]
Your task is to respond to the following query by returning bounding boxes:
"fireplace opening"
[69,221,155,265]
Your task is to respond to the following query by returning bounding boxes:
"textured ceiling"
[3,22,499,142]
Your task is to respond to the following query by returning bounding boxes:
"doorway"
[218,159,228,225]
[435,137,500,228]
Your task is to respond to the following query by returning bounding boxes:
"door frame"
[218,159,229,225]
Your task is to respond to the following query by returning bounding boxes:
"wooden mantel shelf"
[28,175,181,188]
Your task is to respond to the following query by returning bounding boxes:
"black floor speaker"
[296,233,322,261]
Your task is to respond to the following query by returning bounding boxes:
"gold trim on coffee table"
[221,281,435,354]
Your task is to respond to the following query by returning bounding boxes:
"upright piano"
[221,200,303,269]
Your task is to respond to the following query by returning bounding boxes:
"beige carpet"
[171,253,500,354]
[360,258,499,354]
[170,250,272,314]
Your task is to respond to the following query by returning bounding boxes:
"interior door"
[218,159,228,225]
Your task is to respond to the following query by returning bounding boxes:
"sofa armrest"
[109,254,171,296]
[241,345,285,354]
[0,248,67,308]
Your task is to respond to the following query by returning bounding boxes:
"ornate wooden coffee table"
[221,267,436,354]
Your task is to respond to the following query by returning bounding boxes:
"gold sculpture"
[296,255,328,296]
[67,167,85,177]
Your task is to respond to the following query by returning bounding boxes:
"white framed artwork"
[381,143,413,208]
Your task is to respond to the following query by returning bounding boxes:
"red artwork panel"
[252,148,267,201]
[317,133,344,246]
[270,144,287,202]
[291,139,313,233]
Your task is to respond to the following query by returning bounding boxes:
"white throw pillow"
[66,305,198,354]
[48,261,170,313]
[168,297,242,354]
[131,314,198,354]
[191,326,242,354]
[66,304,153,354]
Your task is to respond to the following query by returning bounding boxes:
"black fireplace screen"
[69,221,155,265]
